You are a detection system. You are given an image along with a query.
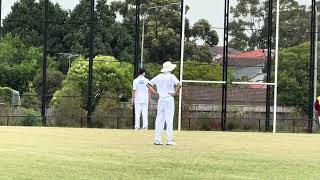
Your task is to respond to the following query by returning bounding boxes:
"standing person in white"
[132,68,150,130]
[147,61,181,145]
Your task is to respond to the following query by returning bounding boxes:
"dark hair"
[138,68,146,75]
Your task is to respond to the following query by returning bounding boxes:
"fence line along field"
[0,127,319,179]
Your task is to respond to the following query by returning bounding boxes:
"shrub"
[19,109,42,126]
[0,87,12,104]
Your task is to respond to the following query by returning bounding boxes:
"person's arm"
[169,84,181,97]
[132,80,136,105]
[132,90,136,105]
[147,76,159,96]
[148,89,151,103]
[169,74,181,97]
[147,84,159,96]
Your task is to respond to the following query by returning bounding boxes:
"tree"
[182,60,224,82]
[4,0,134,62]
[184,41,213,63]
[229,0,310,51]
[3,0,69,54]
[0,34,41,93]
[64,0,134,62]
[229,0,266,51]
[277,42,319,111]
[112,0,219,63]
[144,60,228,83]
[33,70,65,101]
[272,0,309,48]
[191,19,219,47]
[0,87,13,104]
[51,56,132,112]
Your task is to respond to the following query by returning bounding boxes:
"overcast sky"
[0,0,314,45]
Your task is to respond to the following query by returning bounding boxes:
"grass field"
[0,127,320,180]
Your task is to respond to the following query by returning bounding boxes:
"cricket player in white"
[132,68,150,130]
[147,61,181,145]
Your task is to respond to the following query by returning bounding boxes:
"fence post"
[80,117,83,128]
[116,117,119,129]
[258,119,261,132]
[266,0,274,131]
[86,0,95,128]
[293,118,296,133]
[188,117,191,130]
[41,0,49,127]
[133,0,141,129]
[6,116,9,126]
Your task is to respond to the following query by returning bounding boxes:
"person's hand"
[169,92,176,97]
[131,98,134,106]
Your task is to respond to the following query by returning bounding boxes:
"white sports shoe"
[142,127,148,131]
[135,127,140,130]
[154,141,163,145]
[166,141,176,146]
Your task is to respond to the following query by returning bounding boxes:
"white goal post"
[177,0,280,133]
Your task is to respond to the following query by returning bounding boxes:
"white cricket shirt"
[133,75,150,103]
[149,72,180,98]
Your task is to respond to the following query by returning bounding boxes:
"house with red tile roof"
[212,47,273,89]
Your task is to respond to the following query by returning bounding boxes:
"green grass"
[0,127,320,180]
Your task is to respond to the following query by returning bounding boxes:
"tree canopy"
[230,0,310,51]
[0,34,41,93]
[277,42,319,111]
[51,56,132,112]
[112,0,219,63]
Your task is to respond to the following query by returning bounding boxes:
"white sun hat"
[161,61,177,72]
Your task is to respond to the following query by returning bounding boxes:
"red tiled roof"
[230,49,266,59]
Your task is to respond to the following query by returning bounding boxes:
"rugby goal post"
[177,0,280,134]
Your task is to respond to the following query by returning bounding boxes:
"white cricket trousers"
[135,103,148,129]
[155,96,174,142]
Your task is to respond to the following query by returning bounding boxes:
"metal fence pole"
[0,0,2,38]
[309,0,316,133]
[293,118,296,133]
[221,0,230,131]
[266,0,273,131]
[87,0,95,128]
[41,0,49,127]
[133,0,141,129]
[116,117,119,129]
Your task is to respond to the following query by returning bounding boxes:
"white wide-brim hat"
[161,61,177,72]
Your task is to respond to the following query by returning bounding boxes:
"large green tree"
[230,0,310,51]
[144,60,228,83]
[112,0,219,63]
[51,56,132,112]
[3,0,69,54]
[4,0,134,62]
[64,0,134,62]
[229,0,265,51]
[0,34,41,93]
[277,42,320,111]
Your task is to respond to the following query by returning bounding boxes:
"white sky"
[0,0,314,45]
